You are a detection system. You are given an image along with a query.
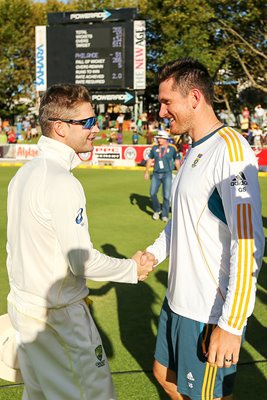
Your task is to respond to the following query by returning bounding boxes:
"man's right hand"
[131,251,157,281]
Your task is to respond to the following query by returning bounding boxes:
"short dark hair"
[39,84,92,136]
[157,57,214,105]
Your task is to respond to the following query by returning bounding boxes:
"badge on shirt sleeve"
[230,171,248,193]
[76,208,84,224]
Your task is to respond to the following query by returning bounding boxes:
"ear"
[53,120,66,138]
[190,88,201,109]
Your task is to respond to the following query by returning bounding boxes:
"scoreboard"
[35,8,146,103]
[47,22,133,89]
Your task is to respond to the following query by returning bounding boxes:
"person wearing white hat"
[6,84,156,400]
[144,130,180,222]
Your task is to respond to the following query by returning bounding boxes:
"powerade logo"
[75,208,84,224]
[91,92,134,104]
[70,10,111,21]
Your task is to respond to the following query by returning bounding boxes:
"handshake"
[131,251,157,282]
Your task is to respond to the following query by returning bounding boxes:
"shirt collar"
[37,135,82,170]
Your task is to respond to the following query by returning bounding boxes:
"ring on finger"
[225,358,232,363]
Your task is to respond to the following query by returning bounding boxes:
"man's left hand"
[207,326,242,368]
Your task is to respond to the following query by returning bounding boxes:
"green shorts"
[155,298,239,400]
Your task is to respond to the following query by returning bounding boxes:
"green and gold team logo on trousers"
[95,345,103,361]
[95,345,105,367]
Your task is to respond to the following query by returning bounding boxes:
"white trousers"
[8,300,116,400]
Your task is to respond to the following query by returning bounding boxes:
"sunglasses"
[48,116,97,129]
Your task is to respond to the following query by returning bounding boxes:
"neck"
[191,118,223,142]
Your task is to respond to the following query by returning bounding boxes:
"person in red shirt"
[7,129,17,143]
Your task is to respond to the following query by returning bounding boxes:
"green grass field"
[0,167,266,399]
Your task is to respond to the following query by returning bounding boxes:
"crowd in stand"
[0,116,39,144]
[238,104,267,148]
[0,105,266,150]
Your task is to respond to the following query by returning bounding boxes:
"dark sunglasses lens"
[83,117,96,129]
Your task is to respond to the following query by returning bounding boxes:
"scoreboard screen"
[47,22,133,89]
[36,9,146,101]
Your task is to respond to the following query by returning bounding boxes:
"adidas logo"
[187,372,195,381]
[230,172,248,186]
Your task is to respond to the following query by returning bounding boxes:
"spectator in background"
[254,104,265,127]
[144,130,180,222]
[132,131,139,145]
[130,118,137,132]
[145,128,154,145]
[262,127,267,146]
[22,117,31,141]
[30,116,38,139]
[218,109,227,125]
[136,115,143,135]
[252,123,263,149]
[141,112,148,131]
[240,114,249,140]
[242,106,250,119]
[16,118,23,138]
[163,117,170,129]
[116,113,124,134]
[0,130,7,144]
[97,113,103,130]
[7,128,17,144]
[117,132,123,144]
[2,119,10,133]
[103,112,110,130]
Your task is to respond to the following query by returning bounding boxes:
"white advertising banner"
[15,145,39,160]
[133,20,146,90]
[35,26,47,92]
[92,146,122,165]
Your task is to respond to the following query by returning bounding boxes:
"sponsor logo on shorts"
[95,344,105,368]
[187,371,195,389]
[187,372,195,381]
[191,153,203,168]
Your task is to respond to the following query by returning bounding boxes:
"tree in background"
[0,0,69,119]
[138,0,266,117]
[0,0,265,120]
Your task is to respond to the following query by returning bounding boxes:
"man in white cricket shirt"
[6,84,156,400]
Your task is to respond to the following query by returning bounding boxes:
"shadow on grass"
[89,243,169,399]
[129,193,153,217]
[257,258,267,296]
[236,345,267,399]
[91,246,267,399]
[262,216,267,258]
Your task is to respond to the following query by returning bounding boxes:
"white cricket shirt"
[147,126,265,335]
[7,136,137,311]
